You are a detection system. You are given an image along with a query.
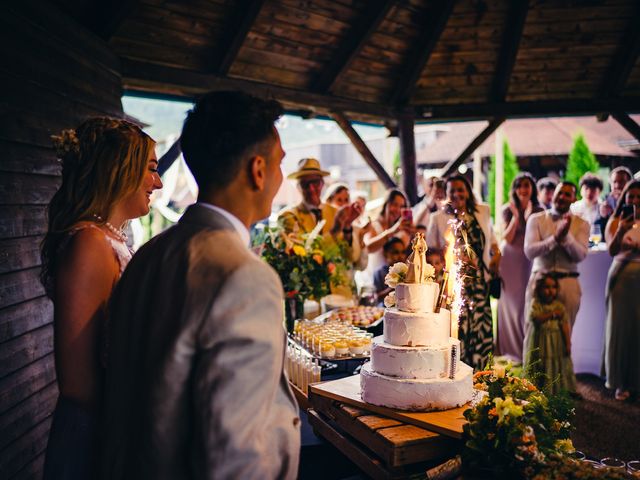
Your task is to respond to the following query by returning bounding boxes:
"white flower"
[493,364,506,378]
[384,272,400,288]
[424,263,435,280]
[384,291,396,308]
[389,262,408,276]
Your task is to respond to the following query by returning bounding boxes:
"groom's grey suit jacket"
[101,204,300,480]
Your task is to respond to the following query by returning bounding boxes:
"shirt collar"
[197,202,251,247]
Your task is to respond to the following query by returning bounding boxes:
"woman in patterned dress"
[40,118,162,479]
[427,175,500,370]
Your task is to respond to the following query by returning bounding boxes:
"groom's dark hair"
[180,91,283,192]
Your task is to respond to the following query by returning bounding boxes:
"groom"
[100,92,300,479]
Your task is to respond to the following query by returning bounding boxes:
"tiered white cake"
[360,249,473,411]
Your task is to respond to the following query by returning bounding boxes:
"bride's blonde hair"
[41,117,155,296]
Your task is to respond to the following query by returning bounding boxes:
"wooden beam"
[331,111,396,190]
[416,98,640,123]
[215,0,267,75]
[490,0,528,102]
[440,118,505,177]
[313,0,396,93]
[398,115,418,205]
[390,1,456,105]
[158,138,182,177]
[598,4,640,98]
[121,58,404,121]
[611,112,640,145]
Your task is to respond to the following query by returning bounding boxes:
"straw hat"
[287,157,330,180]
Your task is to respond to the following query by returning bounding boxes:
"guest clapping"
[496,173,543,363]
[603,179,640,401]
[596,166,633,240]
[41,118,162,479]
[570,172,603,226]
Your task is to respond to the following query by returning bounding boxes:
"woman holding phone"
[604,179,640,401]
[364,189,415,276]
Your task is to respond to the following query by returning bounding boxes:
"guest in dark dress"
[497,173,543,363]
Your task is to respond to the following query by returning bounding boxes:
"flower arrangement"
[463,364,630,479]
[254,225,350,302]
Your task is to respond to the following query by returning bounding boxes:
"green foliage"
[488,140,520,220]
[253,226,350,301]
[564,134,600,199]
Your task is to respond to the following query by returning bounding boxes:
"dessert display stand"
[306,376,468,479]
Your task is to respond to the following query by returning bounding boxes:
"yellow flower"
[292,245,307,257]
[493,396,524,424]
[554,439,574,453]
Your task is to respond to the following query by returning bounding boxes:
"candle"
[450,310,459,340]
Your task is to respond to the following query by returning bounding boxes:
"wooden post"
[495,127,504,234]
[473,149,483,201]
[331,111,396,189]
[398,115,418,205]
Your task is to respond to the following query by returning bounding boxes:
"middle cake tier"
[383,307,451,346]
[370,336,460,379]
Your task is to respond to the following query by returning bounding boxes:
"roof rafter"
[331,111,396,189]
[83,0,139,40]
[611,112,640,145]
[598,4,640,98]
[215,0,267,76]
[490,0,529,102]
[312,0,396,93]
[390,0,456,106]
[440,118,506,177]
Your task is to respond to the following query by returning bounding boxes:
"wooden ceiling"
[50,0,640,125]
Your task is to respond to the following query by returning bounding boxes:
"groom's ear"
[248,155,266,191]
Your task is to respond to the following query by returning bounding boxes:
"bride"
[41,117,162,479]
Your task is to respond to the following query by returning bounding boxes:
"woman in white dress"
[604,179,640,401]
[41,118,162,479]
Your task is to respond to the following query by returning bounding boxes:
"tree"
[488,139,520,220]
[564,133,600,198]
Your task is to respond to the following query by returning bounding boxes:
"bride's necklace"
[92,214,127,242]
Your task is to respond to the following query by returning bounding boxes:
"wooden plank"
[0,268,46,310]
[331,111,396,189]
[0,325,54,378]
[306,409,391,480]
[312,0,396,93]
[309,376,468,439]
[110,36,212,71]
[0,236,44,275]
[441,117,505,176]
[0,206,48,239]
[4,0,121,75]
[0,353,56,414]
[115,17,216,49]
[390,0,457,104]
[0,173,59,206]
[0,381,57,451]
[0,141,60,176]
[11,451,46,480]
[0,415,52,478]
[612,112,640,144]
[0,297,53,344]
[129,4,225,36]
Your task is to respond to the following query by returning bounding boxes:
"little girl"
[524,273,577,395]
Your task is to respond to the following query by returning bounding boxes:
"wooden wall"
[0,1,123,477]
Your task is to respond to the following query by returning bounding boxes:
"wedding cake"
[360,233,473,411]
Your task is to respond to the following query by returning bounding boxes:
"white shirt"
[198,202,251,247]
[524,209,589,273]
[570,199,599,226]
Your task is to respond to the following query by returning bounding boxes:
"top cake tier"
[395,282,439,313]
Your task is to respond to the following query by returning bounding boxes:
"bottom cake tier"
[360,361,473,412]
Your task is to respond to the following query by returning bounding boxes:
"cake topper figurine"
[405,233,429,284]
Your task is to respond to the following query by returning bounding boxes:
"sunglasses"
[300,178,324,188]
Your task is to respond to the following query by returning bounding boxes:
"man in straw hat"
[278,157,362,240]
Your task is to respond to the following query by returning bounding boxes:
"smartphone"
[401,208,413,222]
[621,204,636,219]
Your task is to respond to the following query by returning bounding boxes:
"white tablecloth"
[571,248,612,375]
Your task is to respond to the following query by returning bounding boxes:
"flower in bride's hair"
[383,291,396,308]
[51,129,80,158]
